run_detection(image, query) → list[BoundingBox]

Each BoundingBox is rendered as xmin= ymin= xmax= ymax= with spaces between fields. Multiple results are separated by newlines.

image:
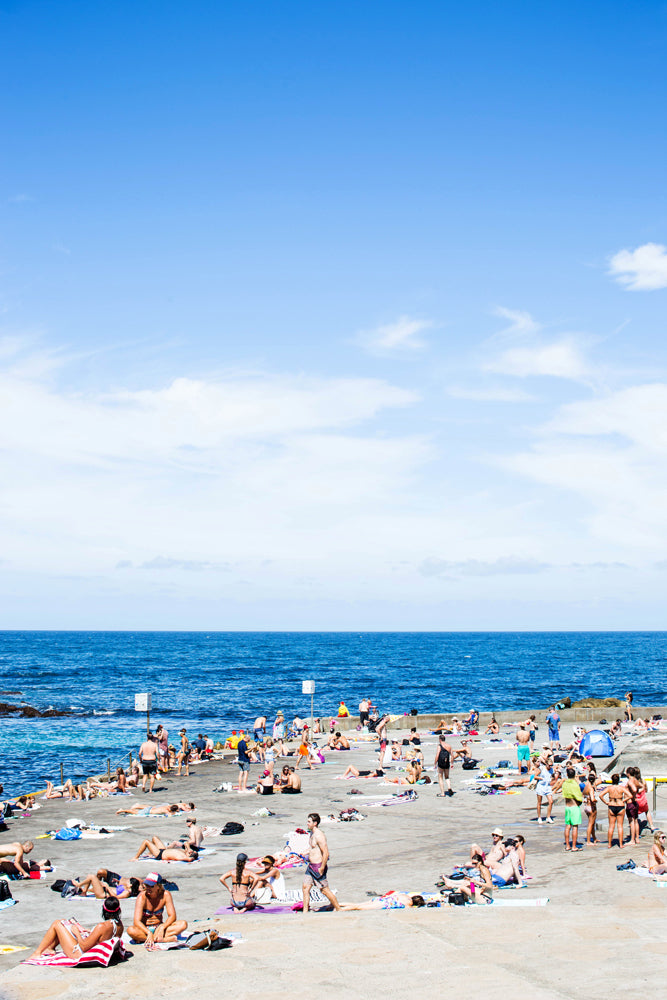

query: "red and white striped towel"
xmin=22 ymin=936 xmax=129 ymax=967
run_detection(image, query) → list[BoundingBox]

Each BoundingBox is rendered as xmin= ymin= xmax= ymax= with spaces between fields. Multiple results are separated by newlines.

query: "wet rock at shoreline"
xmin=0 ymin=701 xmax=69 ymax=718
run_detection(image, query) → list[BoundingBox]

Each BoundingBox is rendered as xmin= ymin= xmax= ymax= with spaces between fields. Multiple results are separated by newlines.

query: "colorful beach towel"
xmin=22 ymin=937 xmax=130 ymax=967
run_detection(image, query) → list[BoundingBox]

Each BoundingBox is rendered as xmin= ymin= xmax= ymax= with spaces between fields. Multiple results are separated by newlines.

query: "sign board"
xmin=302 ymin=680 xmax=315 ymax=695
xmin=134 ymin=693 xmax=152 ymax=712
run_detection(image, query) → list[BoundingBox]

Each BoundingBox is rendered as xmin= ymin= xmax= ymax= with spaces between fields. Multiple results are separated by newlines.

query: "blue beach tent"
xmin=578 ymin=729 xmax=614 ymax=757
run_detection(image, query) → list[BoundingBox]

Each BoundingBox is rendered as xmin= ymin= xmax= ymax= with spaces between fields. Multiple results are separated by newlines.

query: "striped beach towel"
xmin=22 ymin=936 xmax=129 ymax=967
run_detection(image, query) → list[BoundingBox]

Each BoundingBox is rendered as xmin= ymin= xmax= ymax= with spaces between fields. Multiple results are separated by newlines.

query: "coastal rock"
xmin=0 ymin=701 xmax=69 ymax=718
xmin=572 ymin=697 xmax=623 ymax=708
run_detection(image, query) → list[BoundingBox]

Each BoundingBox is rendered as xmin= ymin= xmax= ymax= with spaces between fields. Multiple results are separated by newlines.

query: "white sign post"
xmin=134 ymin=692 xmax=152 ymax=739
xmin=302 ymin=680 xmax=315 ymax=732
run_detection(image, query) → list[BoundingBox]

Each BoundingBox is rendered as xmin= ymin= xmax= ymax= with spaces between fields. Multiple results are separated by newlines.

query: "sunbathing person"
xmin=128 ymin=873 xmax=187 ymax=947
xmin=71 ymin=873 xmax=141 ymax=899
xmin=165 ymin=816 xmax=203 ymax=850
xmin=340 ymin=892 xmax=426 ymax=910
xmin=116 ymin=801 xmax=194 ymax=816
xmin=341 ymin=764 xmax=385 ymax=779
xmin=384 ymin=760 xmax=424 ymax=785
xmin=487 ymin=846 xmax=523 ymax=886
xmin=280 ymin=767 xmax=302 ymax=793
xmin=27 ymin=896 xmax=124 ymax=960
xmin=442 ymin=855 xmax=493 ymax=904
xmin=451 ymin=740 xmax=473 ymax=762
xmin=470 ymin=829 xmax=506 ymax=865
xmin=485 ymin=717 xmax=500 ymax=735
xmin=45 ymin=779 xmax=83 ymax=801
xmin=219 ymin=852 xmax=257 ymax=912
xmin=249 ymin=855 xmax=285 ymax=900
xmin=647 ymin=830 xmax=667 ymax=874
xmin=130 ymin=835 xmax=199 ymax=862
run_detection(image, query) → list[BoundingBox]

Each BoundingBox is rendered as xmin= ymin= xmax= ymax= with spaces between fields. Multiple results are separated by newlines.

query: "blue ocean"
xmin=1 ymin=631 xmax=666 ymax=796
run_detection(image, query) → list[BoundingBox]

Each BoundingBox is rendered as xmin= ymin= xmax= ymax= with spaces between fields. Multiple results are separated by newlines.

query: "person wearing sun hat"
xmin=469 ymin=828 xmax=507 ymax=865
xmin=272 ymin=711 xmax=285 ymax=741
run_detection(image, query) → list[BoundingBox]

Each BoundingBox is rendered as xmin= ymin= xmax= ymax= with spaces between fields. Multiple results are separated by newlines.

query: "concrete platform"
xmin=1 ymin=721 xmax=665 ymax=1000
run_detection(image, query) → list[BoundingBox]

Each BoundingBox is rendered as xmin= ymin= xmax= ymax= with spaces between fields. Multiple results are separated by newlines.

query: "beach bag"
xmin=51 ymin=879 xmax=67 ymax=893
xmin=222 ymin=821 xmax=244 ymax=835
xmin=462 ymin=758 xmax=478 ymax=770
xmin=0 ymin=880 xmax=12 ymax=902
xmin=186 ymin=929 xmax=232 ymax=951
xmin=60 ymin=879 xmax=78 ymax=898
xmin=447 ymin=891 xmax=467 ymax=906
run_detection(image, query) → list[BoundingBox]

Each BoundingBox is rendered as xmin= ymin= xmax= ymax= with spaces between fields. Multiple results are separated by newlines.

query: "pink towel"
xmin=22 ymin=936 xmax=129 ymax=967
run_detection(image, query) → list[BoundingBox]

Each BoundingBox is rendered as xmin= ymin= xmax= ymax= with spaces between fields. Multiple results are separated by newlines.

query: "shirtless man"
xmin=280 ymin=767 xmax=302 ymax=793
xmin=139 ymin=733 xmax=159 ymax=793
xmin=130 ymin=835 xmax=199 ymax=863
xmin=254 ymin=716 xmax=267 ymax=740
xmin=435 ymin=734 xmax=454 ymax=797
xmin=166 ymin=816 xmax=203 ymax=850
xmin=488 ymin=845 xmax=523 ymax=887
xmin=0 ymin=840 xmax=34 ymax=877
xmin=302 ymin=812 xmax=340 ymax=912
xmin=470 ymin=828 xmax=506 ymax=865
xmin=516 ymin=724 xmax=531 ymax=774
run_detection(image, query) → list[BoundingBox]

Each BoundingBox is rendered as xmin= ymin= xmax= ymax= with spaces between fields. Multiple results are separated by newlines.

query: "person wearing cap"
xmin=255 ymin=770 xmax=275 ymax=794
xmin=166 ymin=816 xmax=203 ymax=850
xmin=337 ymin=701 xmax=350 ymax=718
xmin=470 ymin=829 xmax=506 ymax=865
xmin=128 ymin=874 xmax=187 ymax=947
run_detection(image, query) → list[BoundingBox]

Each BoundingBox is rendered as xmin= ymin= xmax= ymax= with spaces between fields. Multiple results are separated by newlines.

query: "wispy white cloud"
xmin=608 ymin=242 xmax=667 ymax=291
xmin=492 ymin=306 xmax=541 ymax=336
xmin=485 ymin=336 xmax=589 ymax=380
xmin=419 ymin=556 xmax=550 ymax=578
xmin=446 ymin=385 xmax=535 ymax=402
xmin=355 ymin=315 xmax=432 ymax=356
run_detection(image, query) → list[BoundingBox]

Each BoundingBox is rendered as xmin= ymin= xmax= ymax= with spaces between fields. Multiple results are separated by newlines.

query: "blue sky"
xmin=2 ymin=1 xmax=667 ymax=628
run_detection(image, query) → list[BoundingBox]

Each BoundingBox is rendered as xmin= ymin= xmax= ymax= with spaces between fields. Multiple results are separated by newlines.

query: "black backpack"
xmin=0 ymin=880 xmax=13 ymax=902
xmin=462 ymin=758 xmax=478 ymax=770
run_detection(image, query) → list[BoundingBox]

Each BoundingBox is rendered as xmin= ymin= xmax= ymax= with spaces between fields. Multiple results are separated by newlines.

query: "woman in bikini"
xmin=249 ymin=855 xmax=285 ymax=901
xmin=176 ymin=729 xmax=191 ymax=777
xmin=128 ymin=875 xmax=187 ymax=947
xmin=583 ymin=764 xmax=600 ymax=846
xmin=71 ymin=872 xmax=140 ymax=899
xmin=599 ymin=773 xmax=631 ymax=849
xmin=647 ymin=830 xmax=667 ymax=874
xmin=219 ymin=852 xmax=257 ymax=912
xmin=340 ymin=892 xmax=426 ymax=910
xmin=28 ymin=896 xmax=123 ymax=960
xmin=442 ymin=855 xmax=493 ymax=904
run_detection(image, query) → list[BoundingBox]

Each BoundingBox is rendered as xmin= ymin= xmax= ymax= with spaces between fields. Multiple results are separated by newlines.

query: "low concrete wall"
xmin=321 ymin=705 xmax=667 ymax=733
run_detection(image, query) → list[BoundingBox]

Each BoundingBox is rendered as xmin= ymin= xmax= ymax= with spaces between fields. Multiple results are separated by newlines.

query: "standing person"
xmin=138 ymin=733 xmax=158 ymax=794
xmin=434 ymin=734 xmax=454 ymax=797
xmin=545 ymin=706 xmax=561 ymax=749
xmin=237 ymin=730 xmax=251 ymax=792
xmin=176 ymin=729 xmax=191 ymax=777
xmin=516 ymin=724 xmax=531 ymax=774
xmin=526 ymin=715 xmax=537 ymax=749
xmin=535 ymin=749 xmax=555 ymax=824
xmin=155 ymin=725 xmax=169 ymax=773
xmin=561 ymin=766 xmax=584 ymax=851
xmin=583 ymin=765 xmax=600 ymax=846
xmin=272 ymin=712 xmax=285 ymax=741
xmin=624 ymin=691 xmax=634 ymax=722
xmin=254 ymin=716 xmax=267 ymax=741
xmin=599 ymin=773 xmax=631 ymax=849
xmin=359 ymin=697 xmax=369 ymax=726
xmin=302 ymin=813 xmax=340 ymax=913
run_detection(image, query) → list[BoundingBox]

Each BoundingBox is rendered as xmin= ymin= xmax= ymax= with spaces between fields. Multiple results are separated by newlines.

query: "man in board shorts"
xmin=139 ymin=734 xmax=158 ymax=794
xmin=516 ymin=724 xmax=531 ymax=774
xmin=435 ymin=734 xmax=454 ymax=797
xmin=302 ymin=812 xmax=340 ymax=913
